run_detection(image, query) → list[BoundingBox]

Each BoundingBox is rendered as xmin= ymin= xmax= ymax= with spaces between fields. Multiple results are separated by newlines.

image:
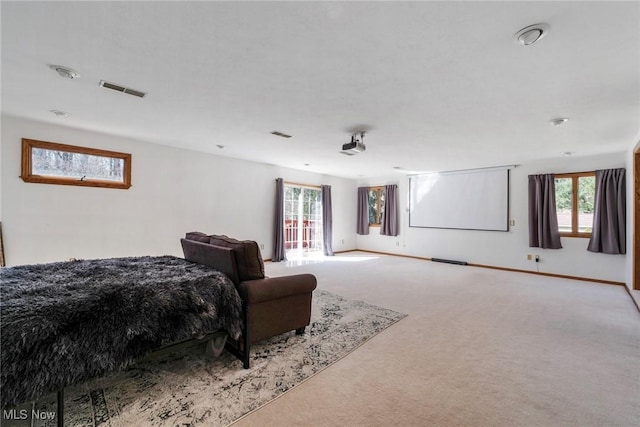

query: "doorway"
xmin=284 ymin=184 xmax=323 ymax=258
xmin=634 ymin=146 xmax=639 ymax=290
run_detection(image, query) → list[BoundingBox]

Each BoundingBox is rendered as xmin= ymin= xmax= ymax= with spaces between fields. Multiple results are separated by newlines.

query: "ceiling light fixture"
xmin=550 ymin=117 xmax=569 ymax=127
xmin=49 ymin=65 xmax=80 ymax=79
xmin=514 ymin=23 xmax=550 ymax=46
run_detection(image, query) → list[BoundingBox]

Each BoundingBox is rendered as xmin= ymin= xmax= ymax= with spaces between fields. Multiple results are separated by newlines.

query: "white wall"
xmin=357 ymin=152 xmax=627 ymax=283
xmin=0 ymin=115 xmax=357 ymax=265
xmin=1 ymin=114 xmax=631 ymax=284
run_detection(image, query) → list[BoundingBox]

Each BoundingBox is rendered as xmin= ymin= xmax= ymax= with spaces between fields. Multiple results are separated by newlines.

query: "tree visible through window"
xmin=21 ymin=139 xmax=132 ymax=189
xmin=555 ymin=172 xmax=595 ymax=237
xmin=368 ymin=186 xmax=385 ymax=226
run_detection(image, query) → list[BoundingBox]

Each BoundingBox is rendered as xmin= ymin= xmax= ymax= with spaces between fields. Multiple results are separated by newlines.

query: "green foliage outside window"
xmin=554 ymin=173 xmax=595 ymax=236
xmin=555 ymin=176 xmax=595 ymax=213
xmin=368 ymin=187 xmax=385 ymax=225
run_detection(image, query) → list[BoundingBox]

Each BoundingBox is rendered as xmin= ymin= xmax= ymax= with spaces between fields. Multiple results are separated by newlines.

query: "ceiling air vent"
xmin=99 ymin=80 xmax=147 ymax=98
xmin=270 ymin=131 xmax=292 ymax=138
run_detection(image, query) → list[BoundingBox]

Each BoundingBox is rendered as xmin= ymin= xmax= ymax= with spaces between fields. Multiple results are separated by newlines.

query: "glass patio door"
xmin=284 ymin=184 xmax=323 ymax=257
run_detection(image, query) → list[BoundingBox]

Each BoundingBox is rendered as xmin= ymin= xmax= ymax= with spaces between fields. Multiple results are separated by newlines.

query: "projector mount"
xmin=341 ymin=131 xmax=366 ymax=155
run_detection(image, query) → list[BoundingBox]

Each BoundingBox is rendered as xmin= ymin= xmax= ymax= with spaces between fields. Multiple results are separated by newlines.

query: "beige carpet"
xmin=234 ymin=252 xmax=639 ymax=427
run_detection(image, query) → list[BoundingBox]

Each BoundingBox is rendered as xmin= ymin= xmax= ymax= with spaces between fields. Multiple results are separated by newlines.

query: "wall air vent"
xmin=270 ymin=131 xmax=293 ymax=138
xmin=99 ymin=81 xmax=147 ymax=98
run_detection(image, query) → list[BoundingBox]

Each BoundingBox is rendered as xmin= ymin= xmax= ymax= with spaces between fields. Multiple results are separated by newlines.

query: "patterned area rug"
xmin=16 ymin=290 xmax=406 ymax=427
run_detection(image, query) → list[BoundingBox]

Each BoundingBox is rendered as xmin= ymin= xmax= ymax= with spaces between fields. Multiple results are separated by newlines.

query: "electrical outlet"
xmin=510 ymin=219 xmax=515 ymax=226
xmin=260 ymin=243 xmax=264 ymax=250
xmin=527 ymin=254 xmax=532 ymax=260
xmin=341 ymin=239 xmax=345 ymax=244
xmin=396 ymin=241 xmax=400 ymax=246
xmin=535 ymin=255 xmax=540 ymax=262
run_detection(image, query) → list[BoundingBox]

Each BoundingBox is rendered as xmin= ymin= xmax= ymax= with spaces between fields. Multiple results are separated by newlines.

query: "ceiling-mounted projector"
xmin=341 ymin=132 xmax=366 ymax=155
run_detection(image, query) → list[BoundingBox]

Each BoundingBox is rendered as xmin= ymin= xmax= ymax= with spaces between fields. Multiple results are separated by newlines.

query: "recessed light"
xmin=393 ymin=166 xmax=404 ymax=170
xmin=50 ymin=110 xmax=70 ymax=118
xmin=304 ymin=163 xmax=310 ymax=167
xmin=216 ymin=144 xmax=225 ymax=149
xmin=514 ymin=23 xmax=550 ymax=46
xmin=550 ymin=118 xmax=569 ymax=127
xmin=562 ymin=151 xmax=572 ymax=157
xmin=49 ymin=65 xmax=80 ymax=79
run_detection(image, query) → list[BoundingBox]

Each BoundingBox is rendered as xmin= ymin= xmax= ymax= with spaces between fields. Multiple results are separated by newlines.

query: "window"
xmin=368 ymin=186 xmax=385 ymax=226
xmin=21 ymin=138 xmax=132 ymax=189
xmin=554 ymin=172 xmax=595 ymax=237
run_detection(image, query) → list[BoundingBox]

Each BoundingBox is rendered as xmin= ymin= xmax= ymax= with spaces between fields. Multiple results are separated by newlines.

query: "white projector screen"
xmin=409 ymin=168 xmax=509 ymax=231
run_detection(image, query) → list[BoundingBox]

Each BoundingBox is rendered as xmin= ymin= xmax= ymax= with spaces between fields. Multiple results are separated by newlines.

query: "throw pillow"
xmin=209 ymin=235 xmax=265 ymax=281
xmin=185 ymin=232 xmax=211 ymax=243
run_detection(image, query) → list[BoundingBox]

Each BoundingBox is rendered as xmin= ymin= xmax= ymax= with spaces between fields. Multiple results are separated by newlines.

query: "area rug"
xmin=21 ymin=290 xmax=406 ymax=427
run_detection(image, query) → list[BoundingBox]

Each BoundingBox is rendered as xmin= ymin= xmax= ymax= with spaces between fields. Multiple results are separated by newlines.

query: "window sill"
xmin=559 ymin=233 xmax=591 ymax=239
xmin=21 ymin=175 xmax=131 ymax=189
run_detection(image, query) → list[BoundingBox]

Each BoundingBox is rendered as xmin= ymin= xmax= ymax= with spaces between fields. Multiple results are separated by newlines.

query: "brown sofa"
xmin=181 ymin=232 xmax=317 ymax=368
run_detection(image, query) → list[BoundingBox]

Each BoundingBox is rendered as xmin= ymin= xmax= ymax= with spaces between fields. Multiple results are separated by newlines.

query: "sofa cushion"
xmin=209 ymin=235 xmax=265 ymax=281
xmin=184 ymin=231 xmax=211 ymax=243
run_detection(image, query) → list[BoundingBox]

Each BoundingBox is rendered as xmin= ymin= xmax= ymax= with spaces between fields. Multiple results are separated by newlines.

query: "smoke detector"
xmin=49 ymin=65 xmax=80 ymax=79
xmin=514 ymin=23 xmax=550 ymax=46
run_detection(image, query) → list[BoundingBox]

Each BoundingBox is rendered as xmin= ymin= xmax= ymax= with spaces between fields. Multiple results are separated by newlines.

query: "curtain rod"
xmin=284 ymin=180 xmax=322 ymax=189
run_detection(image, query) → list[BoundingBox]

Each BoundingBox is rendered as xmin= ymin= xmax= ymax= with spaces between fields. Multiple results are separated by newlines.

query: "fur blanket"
xmin=0 ymin=256 xmax=243 ymax=406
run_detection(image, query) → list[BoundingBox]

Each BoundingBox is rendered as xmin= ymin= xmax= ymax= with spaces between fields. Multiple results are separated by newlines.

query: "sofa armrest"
xmin=238 ymin=274 xmax=317 ymax=304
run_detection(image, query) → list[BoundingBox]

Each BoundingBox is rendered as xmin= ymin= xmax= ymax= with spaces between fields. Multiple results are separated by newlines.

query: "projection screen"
xmin=409 ymin=167 xmax=510 ymax=231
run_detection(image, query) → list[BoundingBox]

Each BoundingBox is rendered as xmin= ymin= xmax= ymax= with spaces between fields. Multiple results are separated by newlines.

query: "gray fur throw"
xmin=0 ymin=256 xmax=243 ymax=406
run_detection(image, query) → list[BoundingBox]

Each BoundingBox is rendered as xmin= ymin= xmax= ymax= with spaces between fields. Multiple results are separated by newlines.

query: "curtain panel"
xmin=357 ymin=187 xmax=370 ymax=235
xmin=321 ymin=185 xmax=334 ymax=256
xmin=528 ymin=174 xmax=562 ymax=249
xmin=587 ymin=168 xmax=626 ymax=254
xmin=273 ymin=178 xmax=286 ymax=261
xmin=380 ymin=184 xmax=399 ymax=236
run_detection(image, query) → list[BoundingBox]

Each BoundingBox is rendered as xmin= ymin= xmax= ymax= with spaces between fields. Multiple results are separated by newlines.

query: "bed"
xmin=0 ymin=255 xmax=243 ymax=413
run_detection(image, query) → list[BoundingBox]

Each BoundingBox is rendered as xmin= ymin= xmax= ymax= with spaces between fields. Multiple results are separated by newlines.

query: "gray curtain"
xmin=273 ymin=178 xmax=286 ymax=261
xmin=321 ymin=185 xmax=334 ymax=256
xmin=587 ymin=168 xmax=626 ymax=254
xmin=357 ymin=187 xmax=370 ymax=235
xmin=380 ymin=184 xmax=399 ymax=236
xmin=528 ymin=174 xmax=562 ymax=249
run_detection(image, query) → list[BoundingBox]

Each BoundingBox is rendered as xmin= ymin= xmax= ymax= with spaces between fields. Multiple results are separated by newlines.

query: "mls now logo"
xmin=2 ymin=408 xmax=56 ymax=425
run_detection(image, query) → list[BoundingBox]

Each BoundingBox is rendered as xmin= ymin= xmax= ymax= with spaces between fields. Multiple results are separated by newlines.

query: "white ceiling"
xmin=2 ymin=1 xmax=639 ymax=179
